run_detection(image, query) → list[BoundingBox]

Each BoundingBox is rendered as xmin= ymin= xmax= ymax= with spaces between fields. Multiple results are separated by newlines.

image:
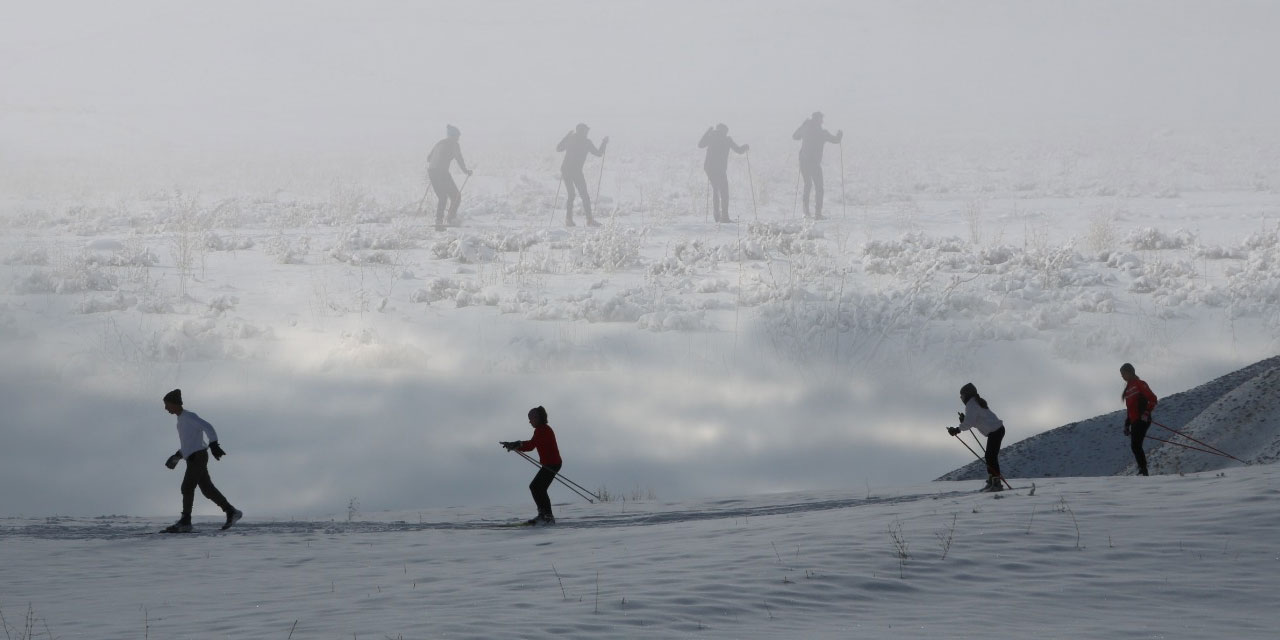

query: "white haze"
xmin=2 ymin=1 xmax=1279 ymax=517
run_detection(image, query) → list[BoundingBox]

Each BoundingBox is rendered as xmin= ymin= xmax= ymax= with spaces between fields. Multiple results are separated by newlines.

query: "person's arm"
xmin=455 ymin=144 xmax=470 ymax=174
xmin=827 ymin=129 xmax=843 ymax=143
xmin=556 ymin=131 xmax=572 ymax=152
xmin=1140 ymin=381 xmax=1157 ymax=419
xmin=698 ymin=128 xmax=713 ymax=148
xmin=730 ymin=137 xmax=748 ymax=153
xmin=591 ymin=136 xmax=608 ymax=156
xmin=794 ymin=122 xmax=807 ymax=140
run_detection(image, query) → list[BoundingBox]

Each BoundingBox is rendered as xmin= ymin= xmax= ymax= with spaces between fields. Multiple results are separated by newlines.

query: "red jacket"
xmin=1123 ymin=378 xmax=1158 ymax=423
xmin=517 ymin=424 xmax=561 ymax=466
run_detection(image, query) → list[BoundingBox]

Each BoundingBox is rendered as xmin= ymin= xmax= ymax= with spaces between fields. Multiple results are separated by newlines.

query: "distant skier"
xmin=1120 ymin=363 xmax=1159 ymax=476
xmin=161 ymin=389 xmax=242 ymax=532
xmin=698 ymin=124 xmax=749 ymax=223
xmin=427 ymin=124 xmax=473 ymax=228
xmin=792 ymin=111 xmax=842 ymax=220
xmin=948 ymin=382 xmax=1007 ymax=491
xmin=500 ymin=406 xmax=563 ymax=525
xmin=557 ymin=124 xmax=609 ymax=227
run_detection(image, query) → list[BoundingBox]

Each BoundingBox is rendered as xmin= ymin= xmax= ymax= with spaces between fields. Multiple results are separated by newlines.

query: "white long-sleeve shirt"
xmin=175 ymin=410 xmax=219 ymax=458
xmin=959 ymin=397 xmax=1004 ymax=436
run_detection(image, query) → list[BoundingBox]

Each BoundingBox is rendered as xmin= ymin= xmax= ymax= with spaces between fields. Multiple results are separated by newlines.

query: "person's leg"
xmin=529 ymin=464 xmax=560 ymax=518
xmin=180 ymin=453 xmax=202 ymax=520
xmin=564 ymin=174 xmax=578 ymax=223
xmin=985 ymin=427 xmax=1005 ymax=487
xmin=196 ymin=468 xmax=234 ymax=514
xmin=430 ymin=170 xmax=450 ymax=225
xmin=813 ymin=166 xmax=825 ymax=218
xmin=712 ymin=172 xmax=730 ymax=221
xmin=800 ymin=165 xmax=813 ymax=216
xmin=1130 ymin=420 xmax=1150 ymax=475
xmin=573 ymin=173 xmax=593 ymax=220
xmin=443 ymin=173 xmax=461 ymax=222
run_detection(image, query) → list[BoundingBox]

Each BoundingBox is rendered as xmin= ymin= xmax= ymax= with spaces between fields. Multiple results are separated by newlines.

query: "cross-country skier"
xmin=500 ymin=406 xmax=563 ymax=525
xmin=698 ymin=124 xmax=749 ymax=223
xmin=427 ymin=124 xmax=472 ymax=228
xmin=1120 ymin=362 xmax=1158 ymax=476
xmin=556 ymin=124 xmax=608 ymax=227
xmin=948 ymin=382 xmax=1007 ymax=491
xmin=161 ymin=389 xmax=242 ymax=532
xmin=792 ymin=111 xmax=842 ymax=220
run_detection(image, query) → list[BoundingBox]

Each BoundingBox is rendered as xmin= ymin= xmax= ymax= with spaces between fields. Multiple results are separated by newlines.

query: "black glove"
xmin=209 ymin=441 xmax=226 ymax=460
xmin=957 ymin=412 xmax=966 ymax=424
xmin=947 ymin=427 xmax=961 ymax=437
xmin=165 ymin=451 xmax=182 ymax=469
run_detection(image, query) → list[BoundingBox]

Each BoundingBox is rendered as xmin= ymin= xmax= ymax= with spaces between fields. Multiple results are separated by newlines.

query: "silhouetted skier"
xmin=1120 ymin=362 xmax=1158 ymax=476
xmin=427 ymin=125 xmax=472 ymax=228
xmin=557 ymin=123 xmax=608 ymax=227
xmin=792 ymin=112 xmax=842 ymax=219
xmin=160 ymin=389 xmax=242 ymax=532
xmin=501 ymin=406 xmax=562 ymax=525
xmin=698 ymin=124 xmax=749 ymax=223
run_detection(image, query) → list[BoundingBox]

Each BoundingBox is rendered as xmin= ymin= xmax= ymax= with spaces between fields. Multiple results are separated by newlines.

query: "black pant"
xmin=181 ymin=449 xmax=233 ymax=517
xmin=800 ymin=162 xmax=824 ymax=216
xmin=985 ymin=427 xmax=1005 ymax=478
xmin=1130 ymin=420 xmax=1151 ymax=474
xmin=563 ymin=170 xmax=592 ymax=219
xmin=706 ymin=169 xmax=730 ymax=221
xmin=529 ymin=464 xmax=561 ymax=517
xmin=429 ymin=168 xmax=460 ymax=222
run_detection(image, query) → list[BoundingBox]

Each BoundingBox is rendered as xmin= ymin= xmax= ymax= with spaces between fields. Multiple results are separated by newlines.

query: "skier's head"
xmin=959 ymin=383 xmax=978 ymax=404
xmin=446 ymin=124 xmax=461 ymax=138
xmin=576 ymin=123 xmax=589 ymax=134
xmin=163 ymin=388 xmax=183 ymax=414
xmin=528 ymin=405 xmax=548 ymax=427
xmin=1120 ymin=362 xmax=1137 ymax=381
xmin=811 ymin=111 xmax=824 ymax=123
xmin=715 ymin=123 xmax=728 ymax=134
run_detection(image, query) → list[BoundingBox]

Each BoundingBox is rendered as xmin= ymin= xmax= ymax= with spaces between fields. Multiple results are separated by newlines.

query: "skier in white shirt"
xmin=161 ymin=389 xmax=242 ymax=532
xmin=948 ymin=382 xmax=1008 ymax=491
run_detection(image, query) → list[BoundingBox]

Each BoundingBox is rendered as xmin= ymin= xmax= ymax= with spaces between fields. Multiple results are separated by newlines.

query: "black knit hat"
xmin=163 ymin=389 xmax=183 ymax=405
xmin=959 ymin=383 xmax=978 ymax=403
xmin=528 ymin=406 xmax=548 ymax=424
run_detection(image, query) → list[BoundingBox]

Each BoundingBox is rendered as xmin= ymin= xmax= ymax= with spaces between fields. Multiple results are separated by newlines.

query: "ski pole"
xmin=594 ymin=148 xmax=607 ymax=208
xmin=1144 ymin=434 xmax=1229 ymax=459
xmin=416 ymin=185 xmax=432 ymax=217
xmin=745 ymin=150 xmax=759 ymax=222
xmin=459 ymin=164 xmax=476 ymax=196
xmin=514 ymin=450 xmax=602 ymax=503
xmin=949 ymin=428 xmax=1011 ymax=489
xmin=839 ymin=140 xmax=847 ymax=219
xmin=549 ymin=175 xmax=563 ymax=227
xmin=1151 ymin=420 xmax=1247 ymax=464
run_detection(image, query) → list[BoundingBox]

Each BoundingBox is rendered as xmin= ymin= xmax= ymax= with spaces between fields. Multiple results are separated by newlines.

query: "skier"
xmin=948 ymin=382 xmax=1007 ymax=491
xmin=791 ymin=111 xmax=842 ymax=220
xmin=556 ymin=123 xmax=609 ymax=227
xmin=161 ymin=389 xmax=242 ymax=532
xmin=698 ymin=124 xmax=749 ymax=223
xmin=427 ymin=124 xmax=473 ymax=228
xmin=1120 ymin=362 xmax=1158 ymax=476
xmin=500 ymin=406 xmax=562 ymax=525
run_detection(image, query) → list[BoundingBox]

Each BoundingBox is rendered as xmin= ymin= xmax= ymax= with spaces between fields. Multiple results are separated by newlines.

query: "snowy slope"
xmin=938 ymin=354 xmax=1280 ymax=480
xmin=3 ymin=467 xmax=1279 ymax=639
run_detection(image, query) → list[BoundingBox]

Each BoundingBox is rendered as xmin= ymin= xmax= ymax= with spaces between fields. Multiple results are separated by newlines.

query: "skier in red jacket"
xmin=501 ymin=406 xmax=563 ymax=525
xmin=1120 ymin=362 xmax=1158 ymax=476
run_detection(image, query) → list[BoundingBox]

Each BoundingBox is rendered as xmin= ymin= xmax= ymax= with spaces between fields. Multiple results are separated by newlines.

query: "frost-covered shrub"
xmin=207 ymin=295 xmax=239 ymax=314
xmin=76 ymin=291 xmax=136 ymax=313
xmin=1126 ymin=227 xmax=1196 ymax=251
xmin=637 ymin=309 xmax=712 ymax=332
xmin=14 ymin=266 xmax=118 ymax=294
xmin=567 ymin=227 xmax=644 ymax=270
xmin=265 ymin=235 xmax=309 ymax=264
xmin=203 ymin=232 xmax=255 ymax=251
xmin=4 ymin=247 xmax=49 ymax=266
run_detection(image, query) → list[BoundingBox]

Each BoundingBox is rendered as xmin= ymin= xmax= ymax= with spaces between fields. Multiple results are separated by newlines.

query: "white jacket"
xmin=175 ymin=410 xmax=219 ymax=458
xmin=959 ymin=397 xmax=1004 ymax=436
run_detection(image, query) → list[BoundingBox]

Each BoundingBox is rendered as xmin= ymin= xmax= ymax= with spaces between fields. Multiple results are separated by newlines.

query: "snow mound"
xmin=1146 ymin=365 xmax=1280 ymax=472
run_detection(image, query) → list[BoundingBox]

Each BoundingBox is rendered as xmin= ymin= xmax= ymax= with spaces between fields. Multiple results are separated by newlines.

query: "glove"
xmin=165 ymin=451 xmax=182 ymax=469
xmin=947 ymin=427 xmax=961 ymax=437
xmin=465 ymin=169 xmax=474 ymax=176
xmin=209 ymin=441 xmax=226 ymax=460
xmin=957 ymin=412 xmax=966 ymax=424
xmin=500 ymin=441 xmax=518 ymax=451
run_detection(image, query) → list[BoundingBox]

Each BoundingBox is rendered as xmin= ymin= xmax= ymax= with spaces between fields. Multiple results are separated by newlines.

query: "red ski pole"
xmin=1151 ymin=421 xmax=1247 ymax=465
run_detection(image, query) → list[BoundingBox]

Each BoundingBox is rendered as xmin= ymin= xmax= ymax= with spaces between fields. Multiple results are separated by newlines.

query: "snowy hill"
xmin=939 ymin=354 xmax=1280 ymax=480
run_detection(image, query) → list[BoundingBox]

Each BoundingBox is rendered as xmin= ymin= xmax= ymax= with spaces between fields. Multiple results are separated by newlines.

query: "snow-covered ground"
xmin=4 ymin=464 xmax=1278 ymax=639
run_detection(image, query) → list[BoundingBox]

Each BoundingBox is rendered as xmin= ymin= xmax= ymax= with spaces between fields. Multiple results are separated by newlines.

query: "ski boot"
xmin=222 ymin=509 xmax=243 ymax=530
xmin=163 ymin=516 xmax=193 ymax=533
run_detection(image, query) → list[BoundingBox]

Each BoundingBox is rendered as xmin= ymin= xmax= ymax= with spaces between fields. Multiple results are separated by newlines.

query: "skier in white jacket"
xmin=161 ymin=389 xmax=242 ymax=532
xmin=948 ymin=382 xmax=1007 ymax=491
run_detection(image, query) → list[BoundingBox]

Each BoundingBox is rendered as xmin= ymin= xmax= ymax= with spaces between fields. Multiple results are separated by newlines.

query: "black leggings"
xmin=181 ymin=449 xmax=233 ymax=517
xmin=985 ymin=427 xmax=1005 ymax=478
xmin=429 ymin=168 xmax=460 ymax=220
xmin=1130 ymin=420 xmax=1151 ymax=473
xmin=529 ymin=464 xmax=562 ymax=516
xmin=563 ymin=170 xmax=592 ymax=218
xmin=800 ymin=162 xmax=824 ymax=216
xmin=706 ymin=169 xmax=729 ymax=220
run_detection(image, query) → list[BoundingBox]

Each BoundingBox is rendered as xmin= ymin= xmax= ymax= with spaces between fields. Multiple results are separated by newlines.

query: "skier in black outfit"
xmin=161 ymin=389 xmax=242 ymax=532
xmin=500 ymin=406 xmax=563 ymax=525
xmin=792 ymin=111 xmax=842 ymax=220
xmin=948 ymin=382 xmax=1008 ymax=491
xmin=698 ymin=124 xmax=749 ymax=223
xmin=557 ymin=123 xmax=608 ymax=227
xmin=427 ymin=124 xmax=472 ymax=228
